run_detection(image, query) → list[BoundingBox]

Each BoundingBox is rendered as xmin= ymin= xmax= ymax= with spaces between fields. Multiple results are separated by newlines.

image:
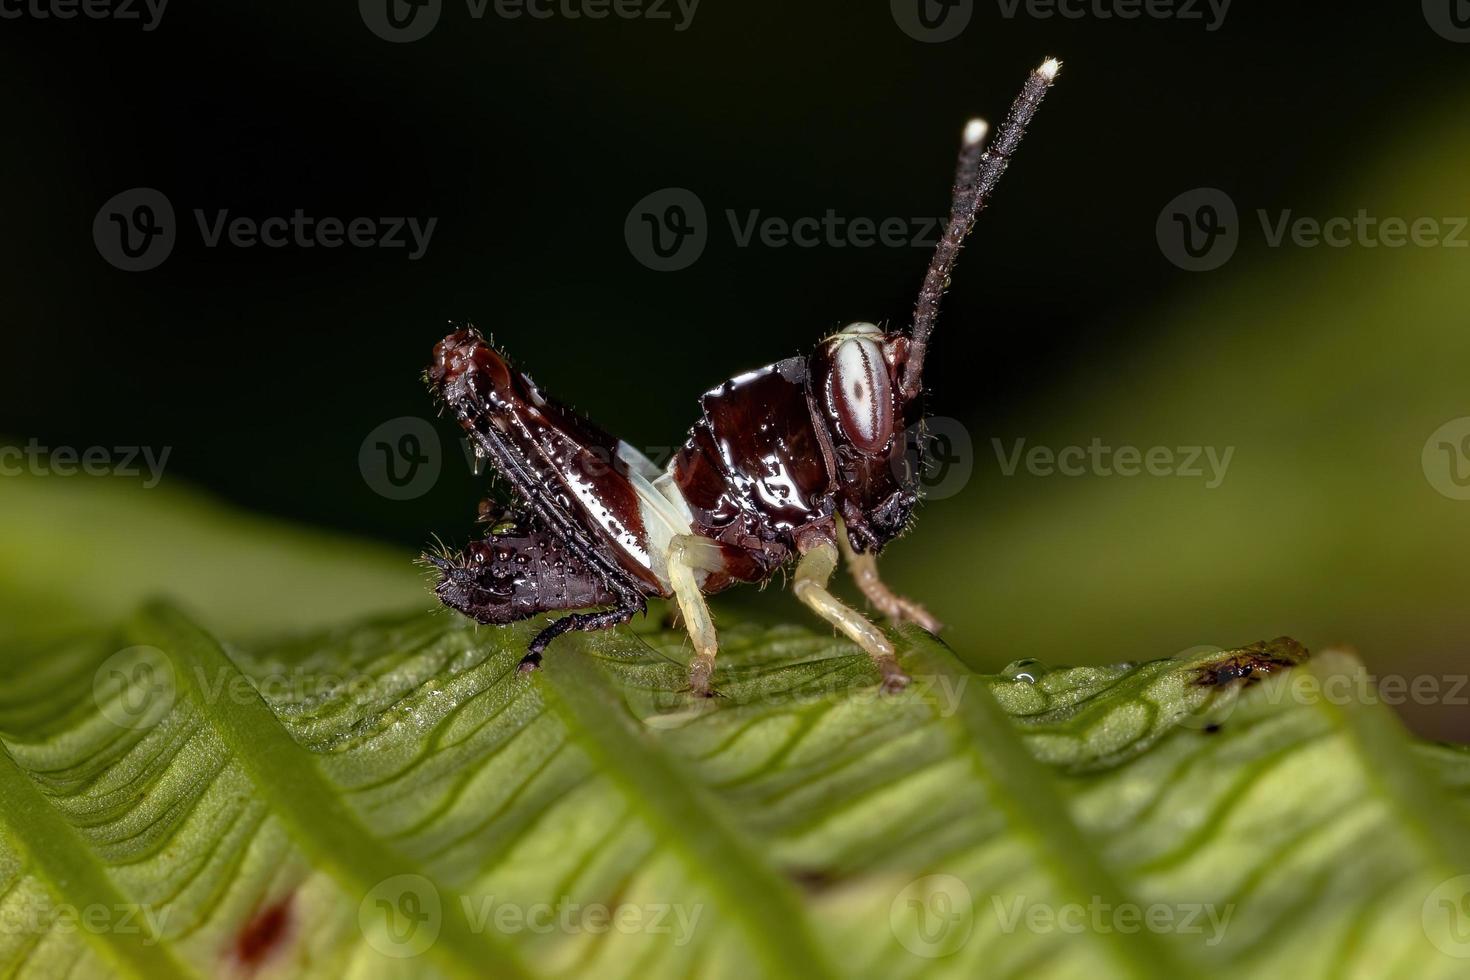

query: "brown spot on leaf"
xmin=233 ymin=894 xmax=293 ymax=973
xmin=786 ymin=867 xmax=836 ymax=893
xmin=1193 ymin=637 xmax=1308 ymax=688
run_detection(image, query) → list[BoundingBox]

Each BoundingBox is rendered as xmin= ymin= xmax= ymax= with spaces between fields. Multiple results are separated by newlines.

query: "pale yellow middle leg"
xmin=794 ymin=538 xmax=911 ymax=692
xmin=667 ymin=534 xmax=725 ymax=694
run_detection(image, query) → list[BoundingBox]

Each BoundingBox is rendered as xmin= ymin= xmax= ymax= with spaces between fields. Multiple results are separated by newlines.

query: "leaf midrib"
xmin=905 ymin=630 xmax=1193 ymax=980
xmin=540 ymin=640 xmax=839 ymax=980
xmin=0 ymin=746 xmax=197 ymax=979
xmin=1307 ymin=651 xmax=1470 ymax=873
xmin=130 ymin=602 xmax=531 ymax=980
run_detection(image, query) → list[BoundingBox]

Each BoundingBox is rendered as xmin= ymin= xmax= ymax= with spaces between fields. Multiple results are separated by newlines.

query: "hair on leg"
xmin=793 ymin=536 xmax=911 ymax=693
xmin=837 ymin=528 xmax=942 ymax=634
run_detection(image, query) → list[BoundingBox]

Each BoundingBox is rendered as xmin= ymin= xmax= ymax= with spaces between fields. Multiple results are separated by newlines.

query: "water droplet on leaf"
xmin=1001 ymin=658 xmax=1047 ymax=684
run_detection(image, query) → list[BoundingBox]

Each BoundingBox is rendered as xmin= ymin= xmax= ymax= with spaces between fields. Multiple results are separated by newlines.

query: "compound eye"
xmin=831 ymin=336 xmax=894 ymax=454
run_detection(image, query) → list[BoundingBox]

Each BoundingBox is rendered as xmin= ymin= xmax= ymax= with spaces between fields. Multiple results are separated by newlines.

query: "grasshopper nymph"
xmin=424 ymin=58 xmax=1061 ymax=694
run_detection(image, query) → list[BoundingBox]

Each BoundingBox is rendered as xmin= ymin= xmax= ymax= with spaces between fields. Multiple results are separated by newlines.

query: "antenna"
xmin=902 ymin=58 xmax=1061 ymax=398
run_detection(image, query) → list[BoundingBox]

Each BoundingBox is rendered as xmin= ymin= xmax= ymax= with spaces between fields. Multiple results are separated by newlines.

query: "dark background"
xmin=4 ymin=2 xmax=1470 ymax=734
xmin=3 ymin=1 xmax=1453 ymax=540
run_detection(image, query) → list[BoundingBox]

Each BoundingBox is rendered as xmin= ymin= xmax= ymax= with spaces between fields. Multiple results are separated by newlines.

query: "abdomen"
xmin=431 ymin=515 xmax=622 ymax=625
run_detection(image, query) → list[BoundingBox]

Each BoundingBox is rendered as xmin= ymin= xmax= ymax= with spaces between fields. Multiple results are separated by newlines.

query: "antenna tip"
xmin=1038 ymin=58 xmax=1061 ymax=81
xmin=962 ymin=117 xmax=988 ymax=146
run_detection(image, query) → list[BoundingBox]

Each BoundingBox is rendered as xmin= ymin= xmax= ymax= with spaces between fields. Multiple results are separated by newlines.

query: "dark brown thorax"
xmin=670 ymin=324 xmax=922 ymax=587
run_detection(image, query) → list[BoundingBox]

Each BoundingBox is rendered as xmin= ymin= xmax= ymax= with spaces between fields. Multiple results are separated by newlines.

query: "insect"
xmin=424 ymin=58 xmax=1060 ymax=694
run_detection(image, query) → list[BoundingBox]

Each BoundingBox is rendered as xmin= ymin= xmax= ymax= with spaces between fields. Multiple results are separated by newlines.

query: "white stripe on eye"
xmin=834 ymin=337 xmax=887 ymax=447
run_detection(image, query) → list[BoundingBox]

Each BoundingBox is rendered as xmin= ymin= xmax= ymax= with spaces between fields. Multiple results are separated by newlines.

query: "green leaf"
xmin=6 ymin=93 xmax=1470 ymax=980
xmin=3 ymin=598 xmax=1469 ymax=978
xmin=0 ymin=471 xmax=422 ymax=643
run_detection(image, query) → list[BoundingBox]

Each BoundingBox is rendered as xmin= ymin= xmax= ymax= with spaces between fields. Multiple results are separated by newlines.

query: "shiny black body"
xmin=422 ymin=59 xmax=1060 ymax=664
xmin=668 ymin=335 xmax=923 ymax=592
xmin=424 ymin=330 xmax=658 ymax=657
xmin=424 ymin=325 xmax=920 ymax=629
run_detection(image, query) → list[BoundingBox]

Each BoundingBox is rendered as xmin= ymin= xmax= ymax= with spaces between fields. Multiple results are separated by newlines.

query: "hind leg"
xmin=523 ymin=603 xmax=642 ymax=672
xmin=428 ymin=512 xmax=644 ymax=671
